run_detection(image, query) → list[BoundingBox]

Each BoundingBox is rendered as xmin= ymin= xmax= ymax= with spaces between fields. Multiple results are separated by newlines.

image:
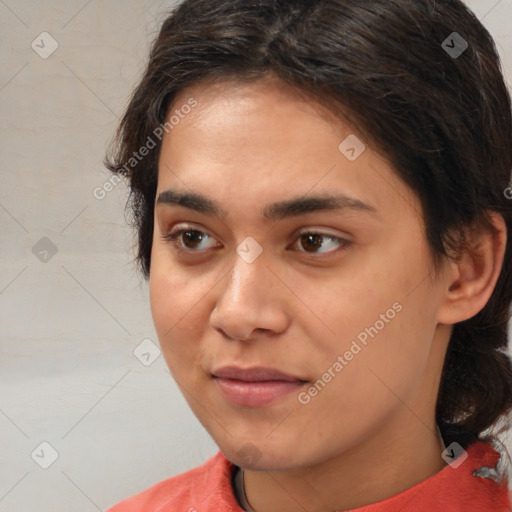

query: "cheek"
xmin=295 ymin=301 xmax=436 ymax=448
xmin=330 ymin=295 xmax=437 ymax=420
xmin=148 ymin=249 xmax=209 ymax=370
xmin=297 ymin=243 xmax=437 ymax=401
xmin=292 ymin=261 xmax=399 ymax=359
xmin=149 ymin=237 xmax=207 ymax=327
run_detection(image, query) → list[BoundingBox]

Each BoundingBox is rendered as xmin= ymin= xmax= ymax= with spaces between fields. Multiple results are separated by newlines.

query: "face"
xmin=149 ymin=76 xmax=450 ymax=471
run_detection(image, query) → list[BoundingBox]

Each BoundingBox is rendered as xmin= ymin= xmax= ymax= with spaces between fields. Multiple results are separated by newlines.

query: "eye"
xmin=161 ymin=226 xmax=220 ymax=252
xmin=291 ymin=230 xmax=352 ymax=255
xmin=161 ymin=224 xmax=352 ymax=257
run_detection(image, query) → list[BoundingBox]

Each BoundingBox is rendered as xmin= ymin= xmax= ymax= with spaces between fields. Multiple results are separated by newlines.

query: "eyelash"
xmin=160 ymin=225 xmax=352 ymax=257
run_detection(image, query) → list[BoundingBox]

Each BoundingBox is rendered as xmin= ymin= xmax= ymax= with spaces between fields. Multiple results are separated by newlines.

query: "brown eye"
xmin=293 ymin=231 xmax=352 ymax=255
xmin=180 ymin=230 xmax=206 ymax=249
xmin=161 ymin=227 xmax=220 ymax=252
xmin=299 ymin=234 xmax=324 ymax=252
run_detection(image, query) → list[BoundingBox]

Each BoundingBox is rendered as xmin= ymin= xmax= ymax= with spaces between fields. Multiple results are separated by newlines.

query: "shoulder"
xmin=434 ymin=440 xmax=511 ymax=512
xmin=105 ymin=450 xmax=242 ymax=512
xmin=412 ymin=440 xmax=512 ymax=511
xmin=356 ymin=440 xmax=512 ymax=512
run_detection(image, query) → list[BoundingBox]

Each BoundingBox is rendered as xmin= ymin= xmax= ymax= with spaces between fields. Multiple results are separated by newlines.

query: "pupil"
xmin=302 ymin=234 xmax=322 ymax=252
xmin=184 ymin=230 xmax=203 ymax=248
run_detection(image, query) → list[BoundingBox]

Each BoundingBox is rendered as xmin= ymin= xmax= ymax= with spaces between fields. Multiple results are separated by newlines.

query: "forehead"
xmin=168 ymin=74 xmax=352 ymax=143
xmin=159 ymin=77 xmax=354 ymax=180
xmin=156 ymin=76 xmax=421 ymax=226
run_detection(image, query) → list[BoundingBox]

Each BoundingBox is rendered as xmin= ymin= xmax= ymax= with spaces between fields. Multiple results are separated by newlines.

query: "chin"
xmin=218 ymin=436 xmax=312 ymax=471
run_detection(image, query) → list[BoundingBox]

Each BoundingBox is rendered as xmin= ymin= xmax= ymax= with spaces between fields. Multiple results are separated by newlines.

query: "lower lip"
xmin=213 ymin=377 xmax=306 ymax=407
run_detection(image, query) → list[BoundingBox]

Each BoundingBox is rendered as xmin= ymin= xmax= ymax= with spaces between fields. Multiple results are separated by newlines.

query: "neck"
xmin=242 ymin=415 xmax=447 ymax=512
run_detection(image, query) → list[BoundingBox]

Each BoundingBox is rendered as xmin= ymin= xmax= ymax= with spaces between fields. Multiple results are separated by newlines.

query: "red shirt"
xmin=106 ymin=441 xmax=511 ymax=511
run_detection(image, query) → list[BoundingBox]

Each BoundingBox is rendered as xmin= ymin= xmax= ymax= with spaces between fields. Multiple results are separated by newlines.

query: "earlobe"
xmin=437 ymin=212 xmax=507 ymax=325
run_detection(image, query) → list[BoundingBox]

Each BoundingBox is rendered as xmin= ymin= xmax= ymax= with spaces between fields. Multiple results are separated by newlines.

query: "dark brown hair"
xmin=105 ymin=0 xmax=512 ymax=447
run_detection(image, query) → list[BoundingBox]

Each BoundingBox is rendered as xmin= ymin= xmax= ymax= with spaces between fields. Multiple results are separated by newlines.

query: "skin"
xmin=149 ymin=75 xmax=507 ymax=511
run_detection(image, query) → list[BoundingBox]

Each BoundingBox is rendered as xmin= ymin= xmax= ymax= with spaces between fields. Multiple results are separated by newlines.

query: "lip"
xmin=212 ymin=366 xmax=305 ymax=382
xmin=212 ymin=366 xmax=308 ymax=407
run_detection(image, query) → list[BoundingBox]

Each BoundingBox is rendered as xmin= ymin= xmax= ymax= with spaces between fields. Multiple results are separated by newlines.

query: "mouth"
xmin=211 ymin=366 xmax=308 ymax=407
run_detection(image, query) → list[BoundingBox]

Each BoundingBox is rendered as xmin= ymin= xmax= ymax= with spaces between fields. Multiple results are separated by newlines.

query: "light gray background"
xmin=1 ymin=1 xmax=511 ymax=511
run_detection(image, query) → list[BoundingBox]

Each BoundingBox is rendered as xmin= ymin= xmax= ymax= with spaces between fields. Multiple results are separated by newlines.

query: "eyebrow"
xmin=155 ymin=189 xmax=378 ymax=221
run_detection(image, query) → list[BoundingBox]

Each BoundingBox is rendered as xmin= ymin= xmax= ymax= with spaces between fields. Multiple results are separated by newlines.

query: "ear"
xmin=437 ymin=212 xmax=507 ymax=325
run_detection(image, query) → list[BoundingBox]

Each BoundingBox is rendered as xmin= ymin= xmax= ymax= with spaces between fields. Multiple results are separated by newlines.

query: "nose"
xmin=209 ymin=252 xmax=290 ymax=341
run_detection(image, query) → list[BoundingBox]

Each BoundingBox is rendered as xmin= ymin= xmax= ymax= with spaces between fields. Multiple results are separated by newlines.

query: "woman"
xmin=104 ymin=0 xmax=512 ymax=510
